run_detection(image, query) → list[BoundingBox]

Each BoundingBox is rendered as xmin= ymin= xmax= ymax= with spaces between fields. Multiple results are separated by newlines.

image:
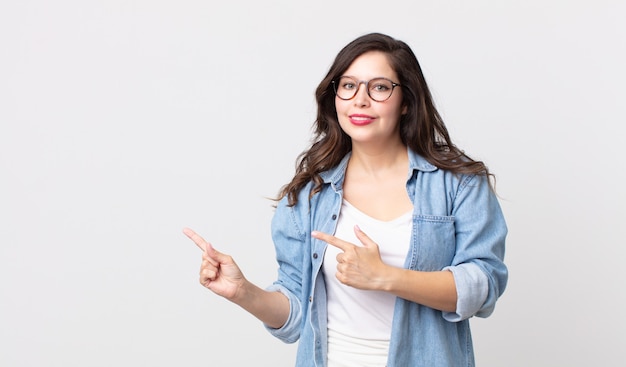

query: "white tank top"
xmin=323 ymin=199 xmax=412 ymax=366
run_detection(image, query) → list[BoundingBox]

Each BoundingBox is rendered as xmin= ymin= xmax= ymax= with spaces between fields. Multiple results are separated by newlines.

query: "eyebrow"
xmin=340 ymin=75 xmax=391 ymax=80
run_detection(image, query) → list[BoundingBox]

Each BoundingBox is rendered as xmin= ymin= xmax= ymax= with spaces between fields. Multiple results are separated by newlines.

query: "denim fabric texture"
xmin=265 ymin=149 xmax=508 ymax=367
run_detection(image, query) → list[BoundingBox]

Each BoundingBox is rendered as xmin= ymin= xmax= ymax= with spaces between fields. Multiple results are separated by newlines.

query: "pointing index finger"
xmin=183 ymin=227 xmax=207 ymax=252
xmin=311 ymin=230 xmax=352 ymax=252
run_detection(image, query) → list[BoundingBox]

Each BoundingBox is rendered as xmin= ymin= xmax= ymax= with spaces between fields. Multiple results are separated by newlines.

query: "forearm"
xmin=231 ymin=280 xmax=290 ymax=329
xmin=381 ymin=267 xmax=457 ymax=312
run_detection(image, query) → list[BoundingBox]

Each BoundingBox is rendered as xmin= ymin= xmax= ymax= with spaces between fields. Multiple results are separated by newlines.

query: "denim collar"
xmin=319 ymin=148 xmax=437 ymax=190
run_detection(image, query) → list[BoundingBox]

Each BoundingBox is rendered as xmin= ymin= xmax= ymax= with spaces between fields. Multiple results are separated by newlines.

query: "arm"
xmin=312 ymin=226 xmax=457 ymax=312
xmin=445 ymin=174 xmax=508 ymax=319
xmin=227 ymin=280 xmax=290 ymax=329
xmin=383 ymin=267 xmax=456 ymax=312
xmin=311 ymin=174 xmax=507 ymax=318
xmin=183 ymin=227 xmax=290 ymax=328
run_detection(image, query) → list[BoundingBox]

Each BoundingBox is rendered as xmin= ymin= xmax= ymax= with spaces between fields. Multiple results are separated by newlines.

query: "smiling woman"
xmin=333 ymin=51 xmax=407 ymax=154
xmin=184 ymin=32 xmax=508 ymax=367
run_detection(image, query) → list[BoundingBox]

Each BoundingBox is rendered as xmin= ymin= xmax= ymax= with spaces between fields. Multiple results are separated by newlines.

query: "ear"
xmin=401 ymin=104 xmax=408 ymax=115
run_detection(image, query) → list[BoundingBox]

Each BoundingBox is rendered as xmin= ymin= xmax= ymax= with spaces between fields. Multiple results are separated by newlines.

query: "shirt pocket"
xmin=412 ymin=215 xmax=456 ymax=271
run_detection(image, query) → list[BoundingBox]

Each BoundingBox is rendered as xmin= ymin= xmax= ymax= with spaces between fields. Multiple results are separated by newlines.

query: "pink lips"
xmin=349 ymin=114 xmax=376 ymax=126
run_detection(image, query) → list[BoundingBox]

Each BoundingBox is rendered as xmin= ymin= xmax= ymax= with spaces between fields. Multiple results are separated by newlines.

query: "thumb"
xmin=204 ymin=241 xmax=231 ymax=264
xmin=354 ymin=225 xmax=377 ymax=248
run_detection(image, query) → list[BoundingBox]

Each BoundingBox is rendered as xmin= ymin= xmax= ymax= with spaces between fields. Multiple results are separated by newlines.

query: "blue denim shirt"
xmin=265 ymin=149 xmax=508 ymax=367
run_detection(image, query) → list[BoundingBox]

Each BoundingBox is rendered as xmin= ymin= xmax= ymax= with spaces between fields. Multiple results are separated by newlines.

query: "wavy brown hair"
xmin=278 ymin=33 xmax=492 ymax=206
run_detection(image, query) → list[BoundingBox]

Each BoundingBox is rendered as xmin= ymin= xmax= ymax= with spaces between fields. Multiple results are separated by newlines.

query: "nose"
xmin=353 ymin=82 xmax=370 ymax=106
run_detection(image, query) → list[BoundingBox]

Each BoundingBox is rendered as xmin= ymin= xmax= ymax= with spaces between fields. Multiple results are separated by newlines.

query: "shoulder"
xmin=272 ymin=181 xmax=315 ymax=233
xmin=408 ymin=148 xmax=490 ymax=194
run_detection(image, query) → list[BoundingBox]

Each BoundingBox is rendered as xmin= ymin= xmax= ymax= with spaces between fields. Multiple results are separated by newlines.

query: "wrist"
xmin=377 ymin=265 xmax=400 ymax=292
xmin=228 ymin=278 xmax=251 ymax=304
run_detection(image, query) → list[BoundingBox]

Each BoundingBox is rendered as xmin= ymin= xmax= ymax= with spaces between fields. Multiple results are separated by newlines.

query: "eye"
xmin=371 ymin=80 xmax=391 ymax=92
xmin=342 ymin=81 xmax=356 ymax=90
xmin=338 ymin=77 xmax=358 ymax=90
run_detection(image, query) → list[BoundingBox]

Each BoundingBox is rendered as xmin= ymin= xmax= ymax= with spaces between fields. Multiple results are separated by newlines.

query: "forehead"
xmin=343 ymin=51 xmax=397 ymax=80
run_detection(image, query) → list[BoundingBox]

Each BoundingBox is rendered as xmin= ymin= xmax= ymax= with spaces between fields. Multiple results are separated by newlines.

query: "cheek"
xmin=334 ymin=98 xmax=348 ymax=114
xmin=334 ymin=101 xmax=353 ymax=126
xmin=381 ymin=105 xmax=404 ymax=123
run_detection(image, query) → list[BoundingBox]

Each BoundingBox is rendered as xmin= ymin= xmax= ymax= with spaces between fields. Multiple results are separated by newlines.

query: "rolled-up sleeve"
xmin=442 ymin=263 xmax=488 ymax=321
xmin=262 ymin=197 xmax=307 ymax=343
xmin=445 ymin=174 xmax=508 ymax=321
xmin=264 ymin=283 xmax=302 ymax=343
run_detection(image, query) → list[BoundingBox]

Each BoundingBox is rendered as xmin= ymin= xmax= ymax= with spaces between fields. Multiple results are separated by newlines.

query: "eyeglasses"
xmin=332 ymin=76 xmax=401 ymax=102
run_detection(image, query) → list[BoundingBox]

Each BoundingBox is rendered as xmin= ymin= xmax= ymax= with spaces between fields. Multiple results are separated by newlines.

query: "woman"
xmin=184 ymin=32 xmax=507 ymax=367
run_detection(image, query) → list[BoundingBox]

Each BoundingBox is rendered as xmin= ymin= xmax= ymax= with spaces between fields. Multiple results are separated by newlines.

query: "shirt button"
xmin=313 ymin=253 xmax=318 ymax=259
xmin=331 ymin=214 xmax=337 ymax=220
xmin=309 ymin=296 xmax=313 ymax=302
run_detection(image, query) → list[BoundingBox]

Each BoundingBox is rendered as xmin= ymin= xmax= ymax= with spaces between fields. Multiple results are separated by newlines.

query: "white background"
xmin=1 ymin=1 xmax=624 ymax=366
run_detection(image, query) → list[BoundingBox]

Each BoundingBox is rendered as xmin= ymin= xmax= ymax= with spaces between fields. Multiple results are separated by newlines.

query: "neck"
xmin=349 ymin=141 xmax=408 ymax=175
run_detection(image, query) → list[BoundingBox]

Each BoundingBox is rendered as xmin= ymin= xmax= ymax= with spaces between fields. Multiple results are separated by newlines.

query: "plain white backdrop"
xmin=1 ymin=1 xmax=624 ymax=366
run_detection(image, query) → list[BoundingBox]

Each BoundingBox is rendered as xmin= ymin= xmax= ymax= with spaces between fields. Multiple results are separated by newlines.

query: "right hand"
xmin=183 ymin=227 xmax=245 ymax=301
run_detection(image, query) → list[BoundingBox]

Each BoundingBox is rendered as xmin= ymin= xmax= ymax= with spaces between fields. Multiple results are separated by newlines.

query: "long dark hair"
xmin=278 ymin=33 xmax=492 ymax=206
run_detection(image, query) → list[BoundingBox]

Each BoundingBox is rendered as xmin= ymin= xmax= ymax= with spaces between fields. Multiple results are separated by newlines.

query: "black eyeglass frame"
xmin=331 ymin=77 xmax=401 ymax=102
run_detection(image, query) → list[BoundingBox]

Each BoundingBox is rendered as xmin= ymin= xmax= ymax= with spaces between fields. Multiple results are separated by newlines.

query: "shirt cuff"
xmin=442 ymin=263 xmax=488 ymax=322
xmin=263 ymin=283 xmax=302 ymax=343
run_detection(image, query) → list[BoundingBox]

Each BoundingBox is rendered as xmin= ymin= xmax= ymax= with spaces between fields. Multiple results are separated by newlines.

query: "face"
xmin=335 ymin=51 xmax=406 ymax=146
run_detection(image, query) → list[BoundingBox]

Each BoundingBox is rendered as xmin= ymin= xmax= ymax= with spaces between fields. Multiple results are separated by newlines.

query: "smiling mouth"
xmin=349 ymin=114 xmax=375 ymax=125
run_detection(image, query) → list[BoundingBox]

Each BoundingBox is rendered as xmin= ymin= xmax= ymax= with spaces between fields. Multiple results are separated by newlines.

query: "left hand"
xmin=312 ymin=225 xmax=389 ymax=290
